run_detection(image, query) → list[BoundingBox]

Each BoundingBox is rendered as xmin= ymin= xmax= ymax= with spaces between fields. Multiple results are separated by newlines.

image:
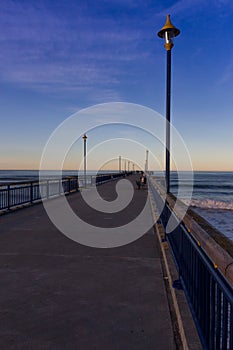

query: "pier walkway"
xmin=0 ymin=175 xmax=181 ymax=349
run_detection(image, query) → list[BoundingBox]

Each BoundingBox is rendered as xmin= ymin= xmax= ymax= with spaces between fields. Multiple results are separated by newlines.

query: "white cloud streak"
xmin=0 ymin=0 xmax=147 ymax=102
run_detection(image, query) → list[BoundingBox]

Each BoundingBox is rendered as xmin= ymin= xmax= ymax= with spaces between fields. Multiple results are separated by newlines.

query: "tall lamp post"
xmin=158 ymin=15 xmax=180 ymax=194
xmin=82 ymin=133 xmax=87 ymax=188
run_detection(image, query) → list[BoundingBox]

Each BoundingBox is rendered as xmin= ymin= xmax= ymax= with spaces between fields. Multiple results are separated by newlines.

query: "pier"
xmin=0 ymin=174 xmax=232 ymax=349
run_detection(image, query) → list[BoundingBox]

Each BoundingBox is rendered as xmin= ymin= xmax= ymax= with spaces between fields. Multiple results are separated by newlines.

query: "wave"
xmin=171 ymin=183 xmax=233 ymax=190
xmin=183 ymin=199 xmax=233 ymax=211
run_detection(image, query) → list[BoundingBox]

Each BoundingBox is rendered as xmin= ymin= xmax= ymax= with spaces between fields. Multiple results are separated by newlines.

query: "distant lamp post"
xmin=145 ymin=150 xmax=149 ymax=174
xmin=82 ymin=133 xmax=87 ymax=188
xmin=119 ymin=156 xmax=121 ymax=173
xmin=158 ymin=15 xmax=180 ymax=194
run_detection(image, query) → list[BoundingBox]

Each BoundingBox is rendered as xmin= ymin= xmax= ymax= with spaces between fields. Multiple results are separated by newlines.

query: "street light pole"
xmin=158 ymin=15 xmax=180 ymax=195
xmin=145 ymin=150 xmax=149 ymax=174
xmin=82 ymin=133 xmax=87 ymax=188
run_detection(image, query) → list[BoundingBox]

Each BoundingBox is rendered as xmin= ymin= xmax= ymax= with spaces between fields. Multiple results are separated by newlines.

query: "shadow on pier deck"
xmin=0 ymin=175 xmax=199 ymax=350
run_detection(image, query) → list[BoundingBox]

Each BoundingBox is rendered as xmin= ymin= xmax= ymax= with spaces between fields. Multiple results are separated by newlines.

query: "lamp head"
xmin=157 ymin=15 xmax=180 ymax=50
xmin=82 ymin=133 xmax=87 ymax=141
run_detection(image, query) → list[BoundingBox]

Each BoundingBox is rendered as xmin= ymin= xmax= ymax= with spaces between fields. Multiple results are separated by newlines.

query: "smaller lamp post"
xmin=82 ymin=133 xmax=87 ymax=188
xmin=145 ymin=150 xmax=149 ymax=174
xmin=157 ymin=15 xmax=180 ymax=194
xmin=119 ymin=155 xmax=121 ymax=173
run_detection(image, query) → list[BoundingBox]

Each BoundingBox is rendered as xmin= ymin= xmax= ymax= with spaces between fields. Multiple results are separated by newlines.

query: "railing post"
xmin=46 ymin=180 xmax=49 ymax=199
xmin=30 ymin=182 xmax=33 ymax=203
xmin=59 ymin=179 xmax=62 ymax=195
xmin=7 ymin=184 xmax=11 ymax=210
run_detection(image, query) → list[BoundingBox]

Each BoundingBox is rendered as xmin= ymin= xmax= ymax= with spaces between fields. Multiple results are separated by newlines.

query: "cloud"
xmin=166 ymin=0 xmax=205 ymax=15
xmin=156 ymin=0 xmax=233 ymax=19
xmin=0 ymin=1 xmax=144 ymax=86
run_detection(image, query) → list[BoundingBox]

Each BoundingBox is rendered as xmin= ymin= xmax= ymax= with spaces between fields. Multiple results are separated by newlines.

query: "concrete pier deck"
xmin=0 ymin=175 xmax=177 ymax=349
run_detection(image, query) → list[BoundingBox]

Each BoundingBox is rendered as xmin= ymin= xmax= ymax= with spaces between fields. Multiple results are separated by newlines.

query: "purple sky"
xmin=0 ymin=0 xmax=233 ymax=171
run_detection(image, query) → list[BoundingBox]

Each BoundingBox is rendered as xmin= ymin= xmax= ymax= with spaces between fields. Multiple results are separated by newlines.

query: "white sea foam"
xmin=184 ymin=199 xmax=233 ymax=211
xmin=192 ymin=207 xmax=233 ymax=240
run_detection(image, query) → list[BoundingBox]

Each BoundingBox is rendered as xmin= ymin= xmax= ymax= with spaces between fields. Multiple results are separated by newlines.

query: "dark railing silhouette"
xmin=149 ymin=179 xmax=233 ymax=350
xmin=0 ymin=177 xmax=79 ymax=211
xmin=0 ymin=172 xmax=127 ymax=211
xmin=92 ymin=172 xmax=127 ymax=185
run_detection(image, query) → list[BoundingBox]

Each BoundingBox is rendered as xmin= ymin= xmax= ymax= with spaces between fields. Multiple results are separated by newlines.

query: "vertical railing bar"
xmin=59 ymin=178 xmax=61 ymax=195
xmin=7 ymin=184 xmax=11 ymax=210
xmin=188 ymin=239 xmax=192 ymax=300
xmin=193 ymin=250 xmax=197 ymax=316
xmin=30 ymin=182 xmax=33 ymax=203
xmin=221 ymin=296 xmax=228 ymax=350
xmin=215 ymin=286 xmax=221 ymax=349
xmin=200 ymin=262 xmax=205 ymax=332
xmin=205 ymin=270 xmax=211 ymax=345
xmin=203 ymin=269 xmax=207 ymax=342
xmin=46 ymin=180 xmax=49 ymax=199
xmin=205 ymin=269 xmax=209 ymax=341
xmin=230 ymin=304 xmax=233 ymax=350
xmin=209 ymin=276 xmax=216 ymax=349
xmin=197 ymin=258 xmax=201 ymax=323
xmin=191 ymin=244 xmax=196 ymax=308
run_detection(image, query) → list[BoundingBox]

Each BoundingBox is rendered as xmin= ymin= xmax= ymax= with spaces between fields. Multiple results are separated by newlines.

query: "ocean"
xmin=0 ymin=170 xmax=233 ymax=241
xmin=153 ymin=171 xmax=233 ymax=241
xmin=0 ymin=170 xmax=116 ymax=185
xmin=0 ymin=170 xmax=98 ymax=182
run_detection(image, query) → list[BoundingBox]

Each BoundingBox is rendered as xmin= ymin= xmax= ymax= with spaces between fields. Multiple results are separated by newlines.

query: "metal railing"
xmin=149 ymin=179 xmax=233 ymax=350
xmin=77 ymin=172 xmax=128 ymax=187
xmin=0 ymin=172 xmax=127 ymax=212
xmin=92 ymin=172 xmax=127 ymax=185
xmin=0 ymin=177 xmax=79 ymax=211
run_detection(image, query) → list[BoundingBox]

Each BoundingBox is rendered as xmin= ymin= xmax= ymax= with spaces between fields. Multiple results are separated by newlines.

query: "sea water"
xmin=0 ymin=170 xmax=112 ymax=183
xmin=188 ymin=172 xmax=233 ymax=241
xmin=154 ymin=171 xmax=233 ymax=241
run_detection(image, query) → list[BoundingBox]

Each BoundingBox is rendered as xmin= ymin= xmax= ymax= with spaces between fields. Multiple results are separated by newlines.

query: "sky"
xmin=0 ymin=0 xmax=233 ymax=171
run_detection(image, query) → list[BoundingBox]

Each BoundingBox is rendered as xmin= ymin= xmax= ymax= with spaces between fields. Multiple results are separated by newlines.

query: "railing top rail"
xmin=0 ymin=176 xmax=79 ymax=187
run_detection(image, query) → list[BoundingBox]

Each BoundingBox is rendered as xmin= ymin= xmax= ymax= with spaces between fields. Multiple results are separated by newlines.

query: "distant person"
xmin=140 ymin=175 xmax=146 ymax=185
xmin=136 ymin=178 xmax=141 ymax=189
xmin=143 ymin=176 xmax=147 ymax=185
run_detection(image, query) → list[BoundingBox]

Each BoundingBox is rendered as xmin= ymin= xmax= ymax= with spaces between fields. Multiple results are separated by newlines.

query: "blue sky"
xmin=0 ymin=0 xmax=233 ymax=171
